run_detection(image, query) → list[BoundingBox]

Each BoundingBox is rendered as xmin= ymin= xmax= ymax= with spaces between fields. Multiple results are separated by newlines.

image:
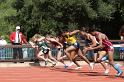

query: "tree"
xmin=0 ymin=0 xmax=16 ymax=42
xmin=7 ymin=0 xmax=124 ymax=40
xmin=11 ymin=0 xmax=24 ymax=12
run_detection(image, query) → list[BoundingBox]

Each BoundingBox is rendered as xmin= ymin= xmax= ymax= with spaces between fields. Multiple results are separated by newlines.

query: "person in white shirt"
xmin=0 ymin=35 xmax=7 ymax=60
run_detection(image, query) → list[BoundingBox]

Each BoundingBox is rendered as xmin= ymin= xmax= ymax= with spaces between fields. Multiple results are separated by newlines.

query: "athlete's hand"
xmin=86 ymin=46 xmax=93 ymax=50
xmin=83 ymin=47 xmax=88 ymax=54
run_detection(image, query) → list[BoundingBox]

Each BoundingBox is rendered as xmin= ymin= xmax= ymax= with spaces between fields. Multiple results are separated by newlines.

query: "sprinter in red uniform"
xmin=87 ymin=28 xmax=123 ymax=76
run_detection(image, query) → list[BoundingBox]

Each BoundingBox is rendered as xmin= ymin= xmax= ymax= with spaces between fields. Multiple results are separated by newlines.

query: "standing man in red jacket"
xmin=10 ymin=26 xmax=28 ymax=63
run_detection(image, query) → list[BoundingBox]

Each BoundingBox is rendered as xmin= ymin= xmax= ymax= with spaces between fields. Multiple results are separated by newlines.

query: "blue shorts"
xmin=73 ymin=42 xmax=80 ymax=48
xmin=64 ymin=42 xmax=80 ymax=49
xmin=63 ymin=42 xmax=67 ymax=49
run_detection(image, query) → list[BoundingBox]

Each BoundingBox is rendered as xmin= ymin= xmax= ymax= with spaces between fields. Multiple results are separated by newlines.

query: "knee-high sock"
xmin=114 ymin=63 xmax=122 ymax=73
xmin=101 ymin=55 xmax=108 ymax=61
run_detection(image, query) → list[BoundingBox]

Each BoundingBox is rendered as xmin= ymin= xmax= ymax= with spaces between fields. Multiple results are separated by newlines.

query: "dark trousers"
xmin=13 ymin=43 xmax=23 ymax=60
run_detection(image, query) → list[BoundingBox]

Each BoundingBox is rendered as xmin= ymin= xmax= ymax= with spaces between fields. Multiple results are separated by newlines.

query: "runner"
xmin=79 ymin=28 xmax=109 ymax=75
xmin=61 ymin=29 xmax=94 ymax=69
xmin=45 ymin=35 xmax=68 ymax=68
xmin=56 ymin=33 xmax=81 ymax=69
xmin=87 ymin=28 xmax=123 ymax=76
xmin=29 ymin=34 xmax=56 ymax=67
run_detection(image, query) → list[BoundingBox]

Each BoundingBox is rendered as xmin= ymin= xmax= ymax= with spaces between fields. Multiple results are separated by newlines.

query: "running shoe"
xmin=115 ymin=71 xmax=123 ymax=77
xmin=104 ymin=69 xmax=109 ymax=76
xmin=75 ymin=67 xmax=82 ymax=70
xmin=68 ymin=62 xmax=74 ymax=67
xmin=89 ymin=63 xmax=94 ymax=70
xmin=51 ymin=63 xmax=56 ymax=67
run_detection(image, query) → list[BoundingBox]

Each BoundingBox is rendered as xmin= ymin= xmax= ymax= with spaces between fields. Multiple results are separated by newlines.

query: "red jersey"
xmin=10 ymin=32 xmax=27 ymax=44
xmin=95 ymin=32 xmax=114 ymax=51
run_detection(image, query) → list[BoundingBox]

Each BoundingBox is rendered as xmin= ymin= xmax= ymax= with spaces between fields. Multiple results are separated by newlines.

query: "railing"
xmin=0 ymin=40 xmax=124 ymax=62
xmin=0 ymin=45 xmax=37 ymax=62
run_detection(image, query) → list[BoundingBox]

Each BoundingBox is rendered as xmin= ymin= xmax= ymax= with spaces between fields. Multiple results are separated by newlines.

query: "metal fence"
xmin=0 ymin=40 xmax=124 ymax=62
xmin=0 ymin=45 xmax=36 ymax=62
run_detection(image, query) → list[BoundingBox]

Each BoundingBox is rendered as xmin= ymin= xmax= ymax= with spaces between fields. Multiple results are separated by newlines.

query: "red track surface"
xmin=0 ymin=65 xmax=124 ymax=82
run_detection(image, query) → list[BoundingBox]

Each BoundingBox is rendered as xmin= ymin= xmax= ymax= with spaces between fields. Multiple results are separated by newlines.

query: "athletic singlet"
xmin=64 ymin=33 xmax=80 ymax=48
xmin=95 ymin=32 xmax=114 ymax=51
xmin=36 ymin=41 xmax=49 ymax=54
xmin=64 ymin=34 xmax=77 ymax=44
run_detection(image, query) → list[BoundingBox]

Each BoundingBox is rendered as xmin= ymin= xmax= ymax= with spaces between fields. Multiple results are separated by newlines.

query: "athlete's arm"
xmin=91 ymin=34 xmax=103 ymax=50
xmin=37 ymin=37 xmax=45 ymax=41
xmin=89 ymin=35 xmax=97 ymax=47
xmin=29 ymin=41 xmax=37 ymax=48
xmin=69 ymin=30 xmax=80 ymax=35
xmin=49 ymin=38 xmax=63 ymax=47
xmin=83 ymin=35 xmax=97 ymax=51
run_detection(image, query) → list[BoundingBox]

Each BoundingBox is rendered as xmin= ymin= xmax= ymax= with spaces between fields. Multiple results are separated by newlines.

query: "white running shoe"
xmin=75 ymin=67 xmax=82 ymax=70
xmin=104 ymin=69 xmax=109 ymax=76
xmin=89 ymin=63 xmax=94 ymax=70
xmin=68 ymin=62 xmax=74 ymax=67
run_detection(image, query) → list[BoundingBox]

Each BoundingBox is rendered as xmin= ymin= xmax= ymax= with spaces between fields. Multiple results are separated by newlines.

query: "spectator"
xmin=0 ymin=35 xmax=7 ymax=60
xmin=119 ymin=25 xmax=124 ymax=60
xmin=9 ymin=26 xmax=28 ymax=63
xmin=0 ymin=35 xmax=7 ymax=45
xmin=119 ymin=25 xmax=124 ymax=40
xmin=119 ymin=47 xmax=124 ymax=60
